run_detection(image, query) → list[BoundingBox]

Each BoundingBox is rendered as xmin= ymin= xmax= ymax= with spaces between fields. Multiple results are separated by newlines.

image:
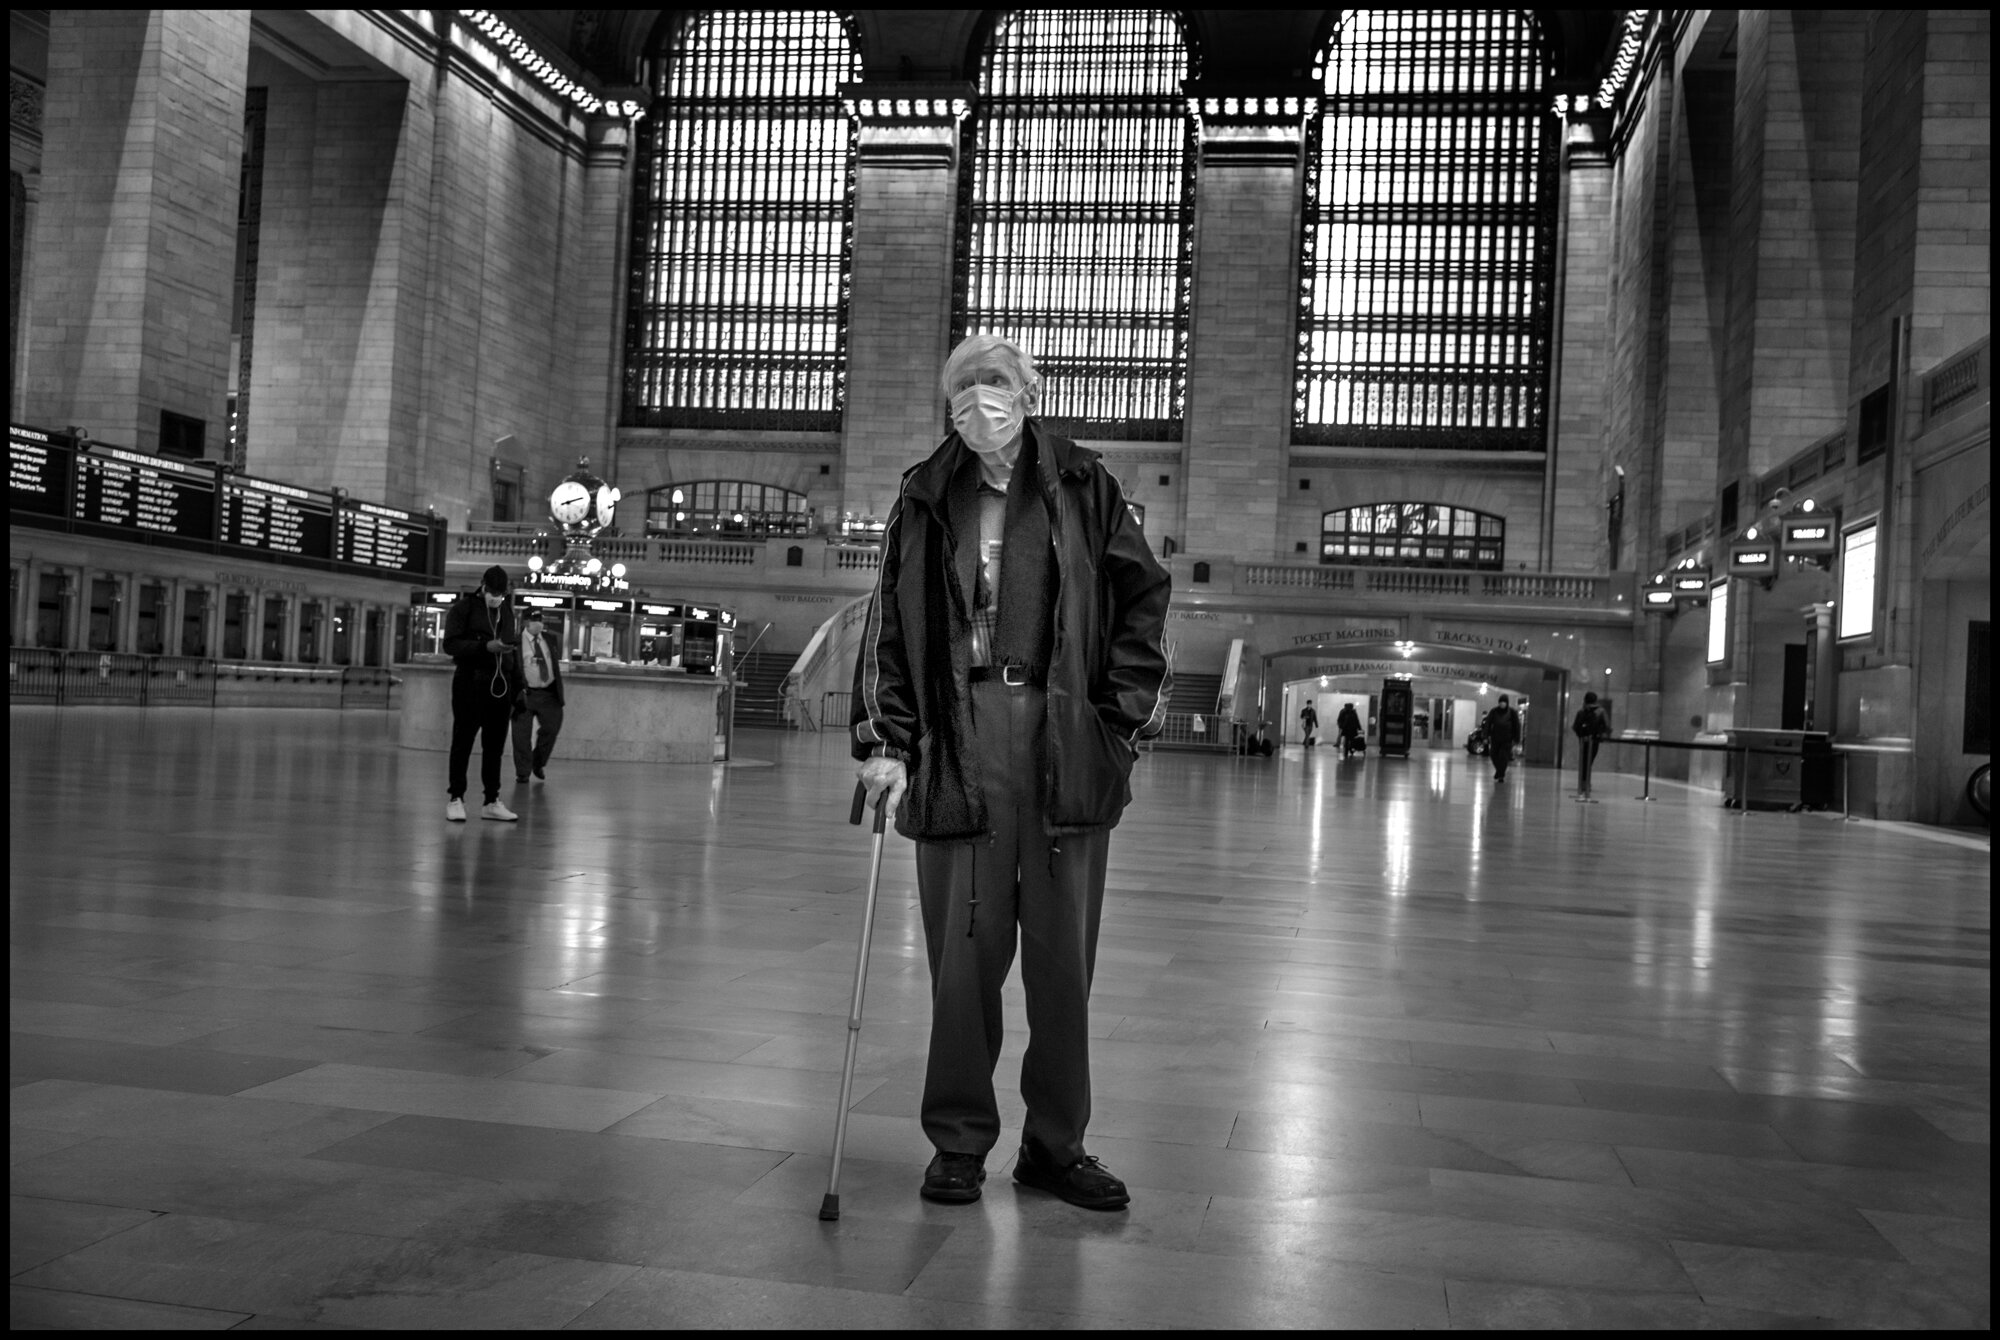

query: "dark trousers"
xmin=512 ymin=688 xmax=563 ymax=777
xmin=1491 ymin=740 xmax=1514 ymax=780
xmin=449 ymin=677 xmax=513 ymax=803
xmin=914 ymin=680 xmax=1109 ymax=1165
xmin=1577 ymin=737 xmax=1601 ymax=793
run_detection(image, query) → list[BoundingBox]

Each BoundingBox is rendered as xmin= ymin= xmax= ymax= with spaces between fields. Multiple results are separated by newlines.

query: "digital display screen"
xmin=220 ymin=474 xmax=335 ymax=561
xmin=9 ymin=425 xmax=74 ymax=517
xmin=74 ymin=445 xmax=218 ymax=541
xmin=338 ymin=501 xmax=432 ymax=577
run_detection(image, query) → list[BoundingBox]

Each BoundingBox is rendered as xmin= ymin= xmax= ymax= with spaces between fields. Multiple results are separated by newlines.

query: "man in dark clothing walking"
xmin=1572 ymin=691 xmax=1611 ymax=799
xmin=1300 ymin=701 xmax=1319 ymax=748
xmin=512 ymin=612 xmax=565 ymax=784
xmin=853 ymin=334 xmax=1171 ymax=1213
xmin=1337 ymin=702 xmax=1364 ymax=757
xmin=1484 ymin=694 xmax=1522 ymax=783
xmin=443 ymin=565 xmax=521 ymax=822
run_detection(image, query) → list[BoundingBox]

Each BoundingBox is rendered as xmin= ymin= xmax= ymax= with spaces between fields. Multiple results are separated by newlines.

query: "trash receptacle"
xmin=1726 ymin=729 xmax=1830 ymax=810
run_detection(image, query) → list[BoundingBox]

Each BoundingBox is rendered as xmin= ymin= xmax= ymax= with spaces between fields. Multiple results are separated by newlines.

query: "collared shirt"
xmin=967 ymin=478 xmax=1007 ymax=667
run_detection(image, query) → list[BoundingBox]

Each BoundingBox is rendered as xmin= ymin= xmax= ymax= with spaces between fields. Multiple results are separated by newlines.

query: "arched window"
xmin=1321 ymin=503 xmax=1505 ymax=569
xmin=646 ymin=480 xmax=812 ymax=538
xmin=1296 ymin=12 xmax=1555 ymax=451
xmin=626 ymin=12 xmax=861 ymax=430
xmin=953 ymin=10 xmax=1196 ymax=440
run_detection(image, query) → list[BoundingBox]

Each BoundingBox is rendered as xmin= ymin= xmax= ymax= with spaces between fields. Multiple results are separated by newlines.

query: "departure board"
xmin=11 ymin=419 xmax=442 ymax=583
xmin=220 ymin=474 xmax=334 ymax=561
xmin=74 ymin=445 xmax=218 ymax=541
xmin=9 ymin=424 xmax=74 ymax=517
xmin=338 ymin=500 xmax=432 ymax=577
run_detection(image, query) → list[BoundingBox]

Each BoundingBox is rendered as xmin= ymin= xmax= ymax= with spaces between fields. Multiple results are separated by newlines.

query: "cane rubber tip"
xmin=818 ymin=1194 xmax=840 ymax=1221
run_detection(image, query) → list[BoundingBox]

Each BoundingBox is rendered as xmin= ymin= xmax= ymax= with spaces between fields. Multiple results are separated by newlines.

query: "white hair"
xmin=940 ymin=333 xmax=1041 ymax=400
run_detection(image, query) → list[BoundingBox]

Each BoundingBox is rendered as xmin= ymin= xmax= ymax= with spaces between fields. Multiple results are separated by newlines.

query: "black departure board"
xmin=220 ymin=474 xmax=335 ymax=561
xmin=74 ymin=444 xmax=218 ymax=542
xmin=9 ymin=424 xmax=74 ymax=517
xmin=338 ymin=501 xmax=432 ymax=577
xmin=12 ymin=420 xmax=443 ymax=583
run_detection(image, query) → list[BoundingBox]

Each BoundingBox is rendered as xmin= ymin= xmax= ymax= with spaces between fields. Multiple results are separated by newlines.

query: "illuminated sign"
xmin=1641 ymin=584 xmax=1676 ymax=609
xmin=9 ymin=424 xmax=75 ymax=517
xmin=1728 ymin=544 xmax=1777 ymax=578
xmin=1781 ymin=516 xmax=1838 ymax=555
xmin=1671 ymin=568 xmax=1710 ymax=594
xmin=11 ymin=420 xmax=442 ymax=581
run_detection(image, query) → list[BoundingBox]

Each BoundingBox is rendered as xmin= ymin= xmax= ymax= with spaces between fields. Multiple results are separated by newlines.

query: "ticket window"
xmin=134 ymin=583 xmax=168 ymax=654
xmin=299 ymin=601 xmax=324 ymax=663
xmin=681 ymin=620 xmax=719 ymax=676
xmin=181 ymin=588 xmax=210 ymax=657
xmin=37 ymin=572 xmax=68 ymax=649
xmin=408 ymin=602 xmax=450 ymax=658
xmin=223 ymin=591 xmax=250 ymax=659
xmin=569 ymin=602 xmax=633 ymax=663
xmin=638 ymin=619 xmax=681 ymax=667
xmin=261 ymin=596 xmax=288 ymax=662
xmin=331 ymin=604 xmax=354 ymax=665
xmin=87 ymin=578 xmax=121 ymax=652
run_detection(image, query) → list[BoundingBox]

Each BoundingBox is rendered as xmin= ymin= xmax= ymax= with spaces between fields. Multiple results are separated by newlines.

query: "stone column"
xmin=246 ymin=76 xmax=428 ymax=501
xmin=1719 ymin=11 xmax=1866 ymax=492
xmin=1548 ymin=117 xmax=1616 ymax=574
xmin=1181 ymin=91 xmax=1310 ymax=564
xmin=574 ymin=116 xmax=635 ymax=491
xmin=22 ymin=10 xmax=251 ymax=453
xmin=838 ymin=85 xmax=968 ymax=523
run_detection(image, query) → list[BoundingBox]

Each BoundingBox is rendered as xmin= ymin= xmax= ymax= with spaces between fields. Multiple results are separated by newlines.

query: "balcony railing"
xmin=446 ymin=528 xmax=883 ymax=581
xmin=1230 ymin=561 xmax=1624 ymax=606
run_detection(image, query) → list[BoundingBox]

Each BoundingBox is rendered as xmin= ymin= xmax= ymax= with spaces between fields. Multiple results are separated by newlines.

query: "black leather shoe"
xmin=1012 ymin=1144 xmax=1129 ymax=1210
xmin=920 ymin=1151 xmax=986 ymax=1203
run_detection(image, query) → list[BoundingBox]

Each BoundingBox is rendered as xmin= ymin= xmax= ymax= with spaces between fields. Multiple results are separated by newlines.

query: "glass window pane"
xmin=1297 ymin=11 xmax=1553 ymax=451
xmin=954 ymin=10 xmax=1193 ymax=440
xmin=625 ymin=12 xmax=859 ymax=429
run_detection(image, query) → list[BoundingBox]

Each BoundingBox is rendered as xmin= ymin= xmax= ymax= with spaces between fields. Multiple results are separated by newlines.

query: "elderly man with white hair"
xmin=852 ymin=333 xmax=1172 ymax=1210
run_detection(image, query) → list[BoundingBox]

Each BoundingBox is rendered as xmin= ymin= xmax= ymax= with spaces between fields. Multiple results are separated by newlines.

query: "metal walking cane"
xmin=820 ymin=779 xmax=889 ymax=1222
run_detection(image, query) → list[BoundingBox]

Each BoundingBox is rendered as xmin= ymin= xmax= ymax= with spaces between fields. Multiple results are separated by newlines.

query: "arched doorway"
xmin=1259 ymin=640 xmax=1572 ymax=765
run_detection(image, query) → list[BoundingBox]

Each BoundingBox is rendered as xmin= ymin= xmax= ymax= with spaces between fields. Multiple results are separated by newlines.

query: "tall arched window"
xmin=1296 ymin=11 xmax=1555 ymax=451
xmin=953 ymin=10 xmax=1196 ymax=440
xmin=625 ymin=12 xmax=860 ymax=430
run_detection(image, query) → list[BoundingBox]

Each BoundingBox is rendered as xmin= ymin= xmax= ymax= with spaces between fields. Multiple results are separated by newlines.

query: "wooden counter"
xmin=398 ymin=657 xmax=724 ymax=763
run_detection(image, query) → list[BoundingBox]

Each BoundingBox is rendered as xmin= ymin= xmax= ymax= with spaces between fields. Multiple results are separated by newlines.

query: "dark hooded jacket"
xmin=442 ymin=589 xmax=521 ymax=700
xmin=850 ymin=423 xmax=1172 ymax=840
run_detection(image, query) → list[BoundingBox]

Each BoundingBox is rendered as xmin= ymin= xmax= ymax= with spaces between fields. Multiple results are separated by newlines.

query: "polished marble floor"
xmin=8 ymin=707 xmax=1990 ymax=1329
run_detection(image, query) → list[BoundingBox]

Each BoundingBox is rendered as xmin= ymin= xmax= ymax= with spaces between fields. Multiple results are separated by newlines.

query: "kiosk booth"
xmin=398 ymin=589 xmax=738 ymax=763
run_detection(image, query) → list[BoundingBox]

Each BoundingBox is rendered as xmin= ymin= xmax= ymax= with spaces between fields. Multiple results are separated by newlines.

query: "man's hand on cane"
xmin=858 ymin=754 xmax=907 ymax=817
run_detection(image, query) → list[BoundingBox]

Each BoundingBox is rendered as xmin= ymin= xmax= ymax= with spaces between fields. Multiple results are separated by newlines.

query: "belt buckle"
xmin=1002 ymin=664 xmax=1029 ymax=687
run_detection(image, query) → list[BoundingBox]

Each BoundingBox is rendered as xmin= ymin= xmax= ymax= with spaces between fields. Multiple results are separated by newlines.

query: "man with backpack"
xmin=1483 ymin=694 xmax=1522 ymax=783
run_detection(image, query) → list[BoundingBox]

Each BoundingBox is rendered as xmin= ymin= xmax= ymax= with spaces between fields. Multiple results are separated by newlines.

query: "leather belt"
xmin=968 ymin=664 xmax=1045 ymax=688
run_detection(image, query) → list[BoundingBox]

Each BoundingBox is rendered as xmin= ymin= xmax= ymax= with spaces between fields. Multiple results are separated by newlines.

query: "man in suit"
xmin=513 ymin=611 xmax=566 ymax=784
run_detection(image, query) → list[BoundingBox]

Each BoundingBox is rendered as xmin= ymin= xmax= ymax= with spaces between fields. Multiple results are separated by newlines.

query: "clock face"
xmin=595 ymin=484 xmax=620 ymax=525
xmin=550 ymin=480 xmax=592 ymax=525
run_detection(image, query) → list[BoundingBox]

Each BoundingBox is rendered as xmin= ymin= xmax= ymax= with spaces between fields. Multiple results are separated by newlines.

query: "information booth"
xmin=397 ymin=587 xmax=738 ymax=763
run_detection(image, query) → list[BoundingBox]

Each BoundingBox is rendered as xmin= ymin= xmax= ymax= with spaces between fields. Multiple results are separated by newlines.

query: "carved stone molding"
xmin=10 ymin=72 xmax=44 ymax=139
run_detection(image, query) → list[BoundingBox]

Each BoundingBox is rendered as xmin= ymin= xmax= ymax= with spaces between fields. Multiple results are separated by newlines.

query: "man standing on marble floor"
xmin=853 ymin=334 xmax=1172 ymax=1211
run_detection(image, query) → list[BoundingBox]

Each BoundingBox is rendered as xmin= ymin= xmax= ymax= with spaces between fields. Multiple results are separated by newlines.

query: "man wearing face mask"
xmin=852 ymin=334 xmax=1172 ymax=1211
xmin=441 ymin=565 xmax=521 ymax=823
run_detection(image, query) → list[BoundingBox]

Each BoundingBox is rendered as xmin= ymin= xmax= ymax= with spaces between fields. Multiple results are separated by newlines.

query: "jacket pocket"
xmin=1053 ymin=698 xmax=1134 ymax=829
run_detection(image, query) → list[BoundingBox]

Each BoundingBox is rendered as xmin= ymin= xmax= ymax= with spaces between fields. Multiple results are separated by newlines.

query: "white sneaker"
xmin=481 ymin=800 xmax=518 ymax=822
xmin=446 ymin=798 xmax=467 ymax=823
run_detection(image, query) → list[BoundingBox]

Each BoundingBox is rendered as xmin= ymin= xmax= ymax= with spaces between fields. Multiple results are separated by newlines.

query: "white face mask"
xmin=950 ymin=384 xmax=1026 ymax=456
